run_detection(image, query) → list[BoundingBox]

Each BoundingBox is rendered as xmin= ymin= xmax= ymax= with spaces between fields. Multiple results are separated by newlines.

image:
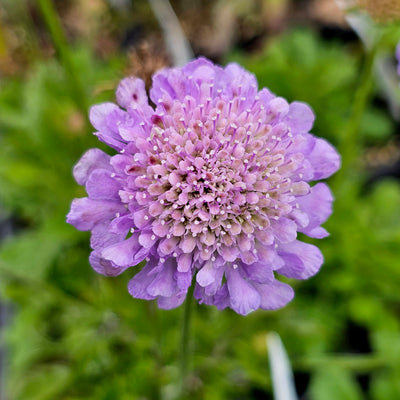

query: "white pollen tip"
xmin=111 ymin=173 xmax=116 ymax=178
xmin=151 ymin=235 xmax=156 ymax=240
xmin=160 ymin=258 xmax=165 ymax=263
xmin=173 ymin=252 xmax=178 ymax=257
xmin=211 ymin=256 xmax=216 ymax=261
xmin=144 ymin=215 xmax=149 ymax=220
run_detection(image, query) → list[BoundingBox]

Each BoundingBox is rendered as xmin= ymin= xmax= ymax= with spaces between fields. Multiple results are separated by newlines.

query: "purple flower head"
xmin=396 ymin=42 xmax=400 ymax=76
xmin=67 ymin=58 xmax=340 ymax=315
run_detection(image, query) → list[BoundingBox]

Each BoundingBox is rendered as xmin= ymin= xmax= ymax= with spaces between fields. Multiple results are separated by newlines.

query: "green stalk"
xmin=179 ymin=282 xmax=195 ymax=397
xmin=37 ymin=0 xmax=88 ymax=114
xmin=334 ymin=44 xmax=378 ymax=192
xmin=295 ymin=354 xmax=386 ymax=373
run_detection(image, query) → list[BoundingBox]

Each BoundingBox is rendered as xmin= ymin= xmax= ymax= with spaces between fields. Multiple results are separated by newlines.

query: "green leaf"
xmin=309 ymin=366 xmax=364 ymax=400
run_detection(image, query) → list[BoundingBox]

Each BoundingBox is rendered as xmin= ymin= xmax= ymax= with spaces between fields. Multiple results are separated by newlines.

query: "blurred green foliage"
xmin=1 ymin=7 xmax=400 ymax=399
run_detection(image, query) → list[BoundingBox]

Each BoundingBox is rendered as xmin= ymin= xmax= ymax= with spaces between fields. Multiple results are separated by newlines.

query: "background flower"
xmin=67 ymin=57 xmax=340 ymax=315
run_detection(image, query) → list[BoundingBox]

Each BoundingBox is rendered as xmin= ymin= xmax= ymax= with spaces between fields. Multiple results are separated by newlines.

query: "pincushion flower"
xmin=67 ymin=58 xmax=340 ymax=315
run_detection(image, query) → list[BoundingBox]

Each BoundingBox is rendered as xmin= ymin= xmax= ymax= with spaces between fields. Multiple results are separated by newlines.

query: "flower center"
xmin=126 ymin=89 xmax=309 ymax=264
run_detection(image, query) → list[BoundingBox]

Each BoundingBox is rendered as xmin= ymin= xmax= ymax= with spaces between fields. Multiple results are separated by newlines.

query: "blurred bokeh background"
xmin=1 ymin=0 xmax=400 ymax=399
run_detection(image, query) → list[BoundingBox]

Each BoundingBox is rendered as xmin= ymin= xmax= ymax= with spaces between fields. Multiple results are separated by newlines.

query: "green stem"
xmin=334 ymin=44 xmax=378 ymax=192
xmin=179 ymin=282 xmax=195 ymax=396
xmin=37 ymin=0 xmax=88 ymax=114
xmin=294 ymin=354 xmax=386 ymax=373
